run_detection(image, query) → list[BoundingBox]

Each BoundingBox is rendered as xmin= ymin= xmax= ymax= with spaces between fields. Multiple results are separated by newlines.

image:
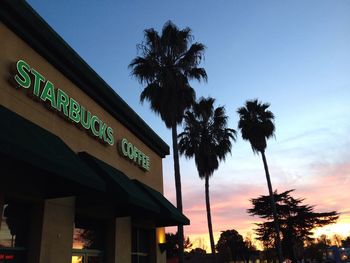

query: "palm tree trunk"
xmin=171 ymin=122 xmax=184 ymax=263
xmin=261 ymin=150 xmax=283 ymax=263
xmin=205 ymin=174 xmax=216 ymax=258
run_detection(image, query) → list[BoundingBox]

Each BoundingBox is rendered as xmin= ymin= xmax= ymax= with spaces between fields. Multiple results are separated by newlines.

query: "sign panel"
xmin=118 ymin=138 xmax=150 ymax=171
xmin=11 ymin=59 xmax=152 ymax=172
xmin=13 ymin=59 xmax=114 ymax=145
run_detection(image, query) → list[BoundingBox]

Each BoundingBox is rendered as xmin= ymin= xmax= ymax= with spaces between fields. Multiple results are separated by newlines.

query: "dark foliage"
xmin=4 ymin=202 xmax=30 ymax=247
xmin=216 ymin=229 xmax=255 ymax=263
xmin=248 ymin=189 xmax=339 ymax=261
xmin=130 ymin=21 xmax=207 ymax=263
xmin=178 ymin=97 xmax=236 ymax=179
xmin=343 ymin=236 xmax=350 ymax=247
xmin=129 ymin=20 xmax=207 ymax=128
xmin=303 ymin=236 xmax=330 ymax=262
xmin=178 ymin=97 xmax=236 ymax=255
xmin=165 ymin=233 xmax=193 ymax=259
xmin=237 ymin=99 xmax=283 ymax=262
xmin=237 ymin=99 xmax=274 ymax=154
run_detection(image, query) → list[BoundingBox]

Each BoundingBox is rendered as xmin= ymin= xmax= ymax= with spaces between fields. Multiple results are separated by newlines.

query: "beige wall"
xmin=0 ymin=22 xmax=169 ymax=263
xmin=0 ymin=23 xmax=164 ymax=193
xmin=116 ymin=217 xmax=132 ymax=263
xmin=38 ymin=197 xmax=75 ymax=263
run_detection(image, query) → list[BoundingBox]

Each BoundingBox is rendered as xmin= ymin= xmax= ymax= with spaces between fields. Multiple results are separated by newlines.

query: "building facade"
xmin=0 ymin=1 xmax=189 ymax=263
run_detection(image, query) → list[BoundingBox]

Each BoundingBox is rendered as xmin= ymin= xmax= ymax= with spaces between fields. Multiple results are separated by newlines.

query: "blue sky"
xmin=27 ymin=0 xmax=350 ymax=247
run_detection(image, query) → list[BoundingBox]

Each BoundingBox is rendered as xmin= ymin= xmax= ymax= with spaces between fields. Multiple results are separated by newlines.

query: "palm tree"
xmin=129 ymin=21 xmax=207 ymax=262
xmin=178 ymin=97 xmax=236 ymax=256
xmin=237 ymin=99 xmax=283 ymax=263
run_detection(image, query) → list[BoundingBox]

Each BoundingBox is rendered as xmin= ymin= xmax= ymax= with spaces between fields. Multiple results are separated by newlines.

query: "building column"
xmin=156 ymin=227 xmax=166 ymax=263
xmin=115 ymin=217 xmax=131 ymax=263
xmin=38 ymin=196 xmax=75 ymax=263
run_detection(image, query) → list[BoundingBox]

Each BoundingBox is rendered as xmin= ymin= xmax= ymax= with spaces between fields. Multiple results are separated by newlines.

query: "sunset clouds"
xmin=25 ymin=0 xmax=350 ymax=253
xmin=163 ymin=124 xmax=350 ymax=248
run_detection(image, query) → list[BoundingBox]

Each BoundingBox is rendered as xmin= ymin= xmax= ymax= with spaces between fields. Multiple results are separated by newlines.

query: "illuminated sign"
xmin=0 ymin=254 xmax=14 ymax=260
xmin=118 ymin=138 xmax=150 ymax=171
xmin=13 ymin=60 xmax=114 ymax=146
xmin=11 ymin=59 xmax=152 ymax=172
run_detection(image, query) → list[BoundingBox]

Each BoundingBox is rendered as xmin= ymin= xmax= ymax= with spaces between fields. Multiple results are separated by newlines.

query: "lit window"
xmin=71 ymin=219 xmax=105 ymax=263
xmin=0 ymin=201 xmax=30 ymax=262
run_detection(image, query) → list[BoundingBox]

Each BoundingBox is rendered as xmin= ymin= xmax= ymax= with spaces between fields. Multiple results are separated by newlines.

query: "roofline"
xmin=0 ymin=0 xmax=169 ymax=157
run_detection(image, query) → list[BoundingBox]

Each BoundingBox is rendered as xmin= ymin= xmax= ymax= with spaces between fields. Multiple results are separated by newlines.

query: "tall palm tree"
xmin=237 ymin=99 xmax=283 ymax=263
xmin=129 ymin=21 xmax=207 ymax=262
xmin=178 ymin=97 xmax=236 ymax=256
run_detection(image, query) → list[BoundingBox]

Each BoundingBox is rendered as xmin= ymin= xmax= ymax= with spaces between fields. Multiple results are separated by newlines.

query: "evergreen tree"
xmin=342 ymin=236 xmax=350 ymax=247
xmin=248 ymin=189 xmax=339 ymax=261
xmin=216 ymin=229 xmax=253 ymax=263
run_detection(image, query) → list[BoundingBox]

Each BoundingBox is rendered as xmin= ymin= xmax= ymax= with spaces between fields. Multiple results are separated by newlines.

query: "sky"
xmin=26 ymin=0 xmax=350 ymax=250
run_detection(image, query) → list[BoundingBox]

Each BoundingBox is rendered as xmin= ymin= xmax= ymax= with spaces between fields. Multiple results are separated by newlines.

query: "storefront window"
xmin=0 ymin=202 xmax=30 ymax=262
xmin=72 ymin=220 xmax=104 ymax=263
xmin=132 ymin=227 xmax=152 ymax=263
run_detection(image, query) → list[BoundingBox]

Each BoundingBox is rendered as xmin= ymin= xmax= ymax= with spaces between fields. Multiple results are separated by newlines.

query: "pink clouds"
xmin=164 ymin=159 xmax=350 ymax=246
xmin=295 ymin=160 xmax=350 ymax=214
xmin=165 ymin=180 xmax=269 ymax=236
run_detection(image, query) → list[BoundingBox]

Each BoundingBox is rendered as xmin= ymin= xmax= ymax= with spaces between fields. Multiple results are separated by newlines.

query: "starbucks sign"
xmin=13 ymin=59 xmax=114 ymax=145
xmin=11 ymin=59 xmax=152 ymax=172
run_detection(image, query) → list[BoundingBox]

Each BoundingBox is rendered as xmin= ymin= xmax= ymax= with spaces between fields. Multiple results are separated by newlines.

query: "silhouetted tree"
xmin=242 ymin=234 xmax=257 ymax=263
xmin=184 ymin=236 xmax=193 ymax=251
xmin=317 ymin=234 xmax=332 ymax=247
xmin=342 ymin=236 xmax=350 ymax=247
xmin=237 ymin=99 xmax=283 ymax=263
xmin=79 ymin=229 xmax=104 ymax=249
xmin=178 ymin=97 xmax=236 ymax=256
xmin=216 ymin=229 xmax=247 ymax=263
xmin=304 ymin=235 xmax=331 ymax=262
xmin=165 ymin=233 xmax=193 ymax=259
xmin=4 ymin=202 xmax=30 ymax=247
xmin=130 ymin=21 xmax=207 ymax=263
xmin=189 ymin=248 xmax=206 ymax=255
xmin=165 ymin=233 xmax=179 ymax=259
xmin=330 ymin=234 xmax=343 ymax=247
xmin=248 ymin=189 xmax=339 ymax=261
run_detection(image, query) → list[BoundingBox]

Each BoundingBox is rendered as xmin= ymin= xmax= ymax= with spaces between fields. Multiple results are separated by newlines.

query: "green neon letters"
xmin=13 ymin=59 xmax=115 ymax=146
xmin=14 ymin=60 xmax=31 ymax=89
xmin=31 ymin=68 xmax=45 ymax=96
xmin=118 ymin=138 xmax=150 ymax=171
xmin=56 ymin=89 xmax=69 ymax=116
xmin=40 ymin=81 xmax=57 ymax=108
xmin=69 ymin=98 xmax=80 ymax=123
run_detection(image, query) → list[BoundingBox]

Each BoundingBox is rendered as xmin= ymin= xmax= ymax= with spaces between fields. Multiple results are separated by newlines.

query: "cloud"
xmin=163 ymin=121 xmax=350 ymax=249
xmin=295 ymin=160 xmax=350 ymax=214
xmin=176 ymin=182 xmax=267 ymax=235
xmin=277 ymin=128 xmax=330 ymax=144
xmin=164 ymin=158 xmax=350 ymax=246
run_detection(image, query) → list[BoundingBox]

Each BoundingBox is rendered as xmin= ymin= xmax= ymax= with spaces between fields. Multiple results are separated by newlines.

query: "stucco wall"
xmin=0 ymin=23 xmax=164 ymax=193
xmin=116 ymin=217 xmax=132 ymax=263
xmin=38 ymin=197 xmax=75 ymax=263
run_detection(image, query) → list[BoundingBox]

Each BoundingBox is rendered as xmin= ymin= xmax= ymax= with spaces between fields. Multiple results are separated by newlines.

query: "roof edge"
xmin=0 ymin=0 xmax=169 ymax=157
